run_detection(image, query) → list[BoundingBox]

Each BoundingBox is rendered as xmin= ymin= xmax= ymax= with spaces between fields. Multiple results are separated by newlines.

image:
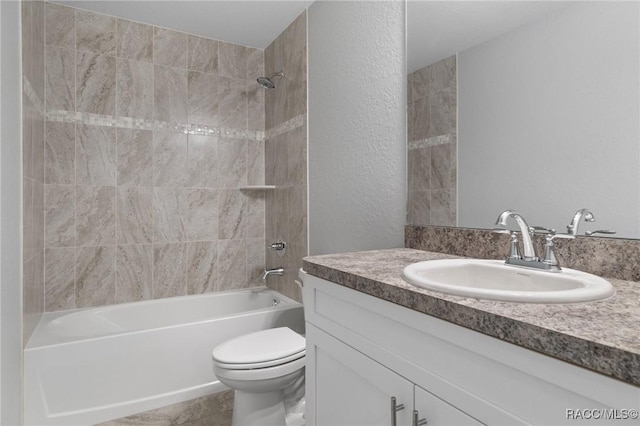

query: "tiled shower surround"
xmin=407 ymin=56 xmax=457 ymax=227
xmin=37 ymin=2 xmax=308 ymax=313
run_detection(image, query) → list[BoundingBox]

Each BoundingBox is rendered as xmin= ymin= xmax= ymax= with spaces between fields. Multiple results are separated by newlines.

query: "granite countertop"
xmin=302 ymin=248 xmax=640 ymax=386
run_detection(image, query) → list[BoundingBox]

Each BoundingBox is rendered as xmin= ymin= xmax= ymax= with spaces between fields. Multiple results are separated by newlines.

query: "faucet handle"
xmin=585 ymin=229 xmax=616 ymax=236
xmin=531 ymin=226 xmax=555 ymax=235
xmin=493 ymin=229 xmax=521 ymax=259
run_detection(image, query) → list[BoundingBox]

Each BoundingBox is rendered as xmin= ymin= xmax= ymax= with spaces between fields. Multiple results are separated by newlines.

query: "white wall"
xmin=0 ymin=1 xmax=24 ymax=423
xmin=458 ymin=2 xmax=640 ymax=237
xmin=308 ymin=0 xmax=406 ymax=255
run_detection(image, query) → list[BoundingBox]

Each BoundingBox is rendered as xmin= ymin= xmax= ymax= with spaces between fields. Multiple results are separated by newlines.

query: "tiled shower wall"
xmin=407 ymin=55 xmax=457 ymax=227
xmin=42 ymin=3 xmax=267 ymax=311
xmin=264 ymin=12 xmax=307 ymax=303
xmin=23 ymin=0 xmax=46 ymax=342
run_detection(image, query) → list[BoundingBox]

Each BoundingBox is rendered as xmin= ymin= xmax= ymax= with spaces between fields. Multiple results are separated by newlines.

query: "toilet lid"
xmin=212 ymin=327 xmax=305 ymax=365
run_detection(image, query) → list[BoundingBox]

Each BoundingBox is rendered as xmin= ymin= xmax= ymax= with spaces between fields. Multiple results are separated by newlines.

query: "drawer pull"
xmin=391 ymin=397 xmax=405 ymax=426
xmin=413 ymin=410 xmax=428 ymax=426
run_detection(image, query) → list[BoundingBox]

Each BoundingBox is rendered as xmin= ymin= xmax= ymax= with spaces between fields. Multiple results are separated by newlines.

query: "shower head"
xmin=257 ymin=71 xmax=284 ymax=89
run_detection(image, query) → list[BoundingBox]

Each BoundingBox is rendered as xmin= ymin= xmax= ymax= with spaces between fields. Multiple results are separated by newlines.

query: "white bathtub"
xmin=24 ymin=287 xmax=304 ymax=425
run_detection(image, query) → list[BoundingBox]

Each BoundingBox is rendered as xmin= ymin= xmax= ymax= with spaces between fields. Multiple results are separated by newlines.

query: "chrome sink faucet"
xmin=566 ymin=208 xmax=595 ymax=235
xmin=495 ymin=210 xmax=537 ymax=261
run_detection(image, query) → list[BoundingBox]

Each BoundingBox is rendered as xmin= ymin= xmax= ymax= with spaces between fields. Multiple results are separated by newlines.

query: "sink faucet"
xmin=566 ymin=208 xmax=595 ymax=235
xmin=262 ymin=267 xmax=284 ymax=281
xmin=495 ymin=210 xmax=537 ymax=261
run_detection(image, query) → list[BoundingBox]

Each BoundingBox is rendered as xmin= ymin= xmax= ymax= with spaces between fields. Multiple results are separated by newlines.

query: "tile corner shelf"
xmin=239 ymin=185 xmax=277 ymax=190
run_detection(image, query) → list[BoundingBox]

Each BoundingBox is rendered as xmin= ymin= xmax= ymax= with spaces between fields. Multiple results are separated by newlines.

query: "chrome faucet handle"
xmin=531 ymin=226 xmax=555 ymax=235
xmin=540 ymin=231 xmax=575 ymax=270
xmin=585 ymin=229 xmax=616 ymax=236
xmin=492 ymin=229 xmax=521 ymax=259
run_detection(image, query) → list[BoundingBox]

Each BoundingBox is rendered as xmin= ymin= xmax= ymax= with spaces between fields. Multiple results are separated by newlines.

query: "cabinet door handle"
xmin=413 ymin=410 xmax=428 ymax=426
xmin=390 ymin=396 xmax=405 ymax=426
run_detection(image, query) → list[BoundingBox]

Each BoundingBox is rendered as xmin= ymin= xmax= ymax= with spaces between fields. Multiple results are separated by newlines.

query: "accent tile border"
xmin=409 ymin=133 xmax=456 ymax=150
xmin=265 ymin=113 xmax=305 ymax=140
xmin=405 ymin=225 xmax=640 ymax=282
xmin=27 ymin=74 xmax=305 ymax=142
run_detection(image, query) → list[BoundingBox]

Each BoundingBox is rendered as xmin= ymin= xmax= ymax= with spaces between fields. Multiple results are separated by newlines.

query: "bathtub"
xmin=24 ymin=287 xmax=304 ymax=425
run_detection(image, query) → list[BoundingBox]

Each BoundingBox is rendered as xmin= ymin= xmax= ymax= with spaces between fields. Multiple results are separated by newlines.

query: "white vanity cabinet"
xmin=302 ymin=273 xmax=640 ymax=426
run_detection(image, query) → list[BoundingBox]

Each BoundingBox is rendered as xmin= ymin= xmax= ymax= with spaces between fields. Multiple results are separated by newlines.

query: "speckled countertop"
xmin=302 ymin=248 xmax=640 ymax=386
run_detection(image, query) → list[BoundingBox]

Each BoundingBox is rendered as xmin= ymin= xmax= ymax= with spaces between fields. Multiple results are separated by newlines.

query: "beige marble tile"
xmin=217 ymin=239 xmax=247 ymax=290
xmin=22 ymin=95 xmax=36 ymax=182
xmin=218 ymin=138 xmax=246 ymax=188
xmin=219 ymin=41 xmax=247 ymax=80
xmin=45 ymin=46 xmax=75 ymax=112
xmin=45 ymin=3 xmax=75 ymax=49
xmin=247 ymin=140 xmax=265 ymax=186
xmin=32 ymin=112 xmax=46 ymax=184
xmin=76 ymin=10 xmax=116 ymax=55
xmin=247 ymin=238 xmax=266 ymax=285
xmin=409 ymin=97 xmax=429 ymax=142
xmin=429 ymin=55 xmax=456 ymax=94
xmin=430 ymin=189 xmax=456 ymax=226
xmin=286 ymin=127 xmax=306 ymax=186
xmin=45 ymin=247 xmax=75 ymax=311
xmin=187 ymin=241 xmax=217 ymax=294
xmin=117 ymin=19 xmax=153 ymax=62
xmin=75 ymin=245 xmax=115 ymax=307
xmin=187 ymin=188 xmax=218 ymax=241
xmin=217 ymin=76 xmax=247 ymax=130
xmin=408 ymin=190 xmax=430 ymax=226
xmin=430 ymin=141 xmax=456 ymax=190
xmin=153 ymin=187 xmax=187 ymax=243
xmin=153 ymin=27 xmax=187 ymax=68
xmin=245 ymin=193 xmax=265 ymax=239
xmin=154 ymin=65 xmax=188 ymax=122
xmin=153 ymin=130 xmax=188 ymax=187
xmin=247 ymin=82 xmax=265 ymax=132
xmin=23 ymin=179 xmax=36 ymax=261
xmin=429 ymin=89 xmax=454 ymax=137
xmin=33 ymin=180 xmax=45 ymax=253
xmin=76 ymin=52 xmax=116 ymax=115
xmin=409 ymin=66 xmax=429 ymax=102
xmin=218 ymin=189 xmax=245 ymax=240
xmin=45 ymin=121 xmax=75 ymax=185
xmin=45 ymin=184 xmax=75 ymax=247
xmin=117 ymin=128 xmax=153 ymax=186
xmin=187 ymin=71 xmax=219 ymax=126
xmin=153 ymin=243 xmax=187 ymax=299
xmin=187 ymin=134 xmax=218 ymax=188
xmin=188 ymin=35 xmax=218 ymax=74
xmin=116 ymin=244 xmax=152 ymax=303
xmin=247 ymin=47 xmax=264 ymax=82
xmin=76 ymin=185 xmax=116 ymax=247
xmin=76 ymin=124 xmax=116 ymax=186
xmin=408 ymin=147 xmax=430 ymax=191
xmin=117 ymin=186 xmax=153 ymax=244
xmin=288 ymin=185 xmax=306 ymax=245
xmin=117 ymin=59 xmax=153 ymax=120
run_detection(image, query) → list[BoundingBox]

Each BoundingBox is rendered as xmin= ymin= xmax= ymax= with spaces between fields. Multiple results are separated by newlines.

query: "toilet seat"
xmin=212 ymin=327 xmax=306 ymax=370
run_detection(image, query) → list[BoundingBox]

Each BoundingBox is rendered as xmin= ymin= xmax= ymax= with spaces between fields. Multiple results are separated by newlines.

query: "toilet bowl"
xmin=212 ymin=327 xmax=306 ymax=426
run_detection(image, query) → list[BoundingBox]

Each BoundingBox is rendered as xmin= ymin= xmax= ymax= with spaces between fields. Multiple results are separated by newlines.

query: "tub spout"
xmin=262 ymin=267 xmax=284 ymax=281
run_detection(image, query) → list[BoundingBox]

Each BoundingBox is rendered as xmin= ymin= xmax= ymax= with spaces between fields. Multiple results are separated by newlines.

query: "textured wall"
xmin=264 ymin=12 xmax=307 ymax=302
xmin=42 ymin=3 xmax=267 ymax=311
xmin=308 ymin=1 xmax=406 ymax=255
xmin=457 ymin=2 xmax=639 ymax=236
xmin=407 ymin=56 xmax=457 ymax=227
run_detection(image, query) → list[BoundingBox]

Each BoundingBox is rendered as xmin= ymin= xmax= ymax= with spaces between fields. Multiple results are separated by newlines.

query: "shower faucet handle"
xmin=269 ymin=237 xmax=287 ymax=257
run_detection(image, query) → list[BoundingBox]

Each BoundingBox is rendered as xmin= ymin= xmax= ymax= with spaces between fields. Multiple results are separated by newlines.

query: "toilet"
xmin=212 ymin=327 xmax=306 ymax=426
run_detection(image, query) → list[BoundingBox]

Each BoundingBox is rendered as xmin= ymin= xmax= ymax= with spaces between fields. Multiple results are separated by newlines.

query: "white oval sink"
xmin=401 ymin=259 xmax=614 ymax=303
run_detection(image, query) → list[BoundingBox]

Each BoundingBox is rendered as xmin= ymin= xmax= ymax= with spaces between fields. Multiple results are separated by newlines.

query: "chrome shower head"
xmin=257 ymin=71 xmax=284 ymax=89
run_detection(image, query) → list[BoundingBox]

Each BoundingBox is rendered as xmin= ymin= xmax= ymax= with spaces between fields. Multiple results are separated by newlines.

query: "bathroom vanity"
xmin=301 ymin=249 xmax=640 ymax=425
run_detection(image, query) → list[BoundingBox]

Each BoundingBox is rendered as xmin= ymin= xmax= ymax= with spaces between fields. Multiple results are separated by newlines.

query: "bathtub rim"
xmin=26 ymin=286 xmax=301 ymax=350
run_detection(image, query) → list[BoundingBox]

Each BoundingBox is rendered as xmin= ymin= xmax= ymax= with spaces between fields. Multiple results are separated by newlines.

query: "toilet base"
xmin=232 ymin=389 xmax=286 ymax=426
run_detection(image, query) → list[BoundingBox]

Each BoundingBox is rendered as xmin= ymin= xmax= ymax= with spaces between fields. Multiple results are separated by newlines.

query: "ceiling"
xmin=54 ymin=0 xmax=314 ymax=49
xmin=56 ymin=1 xmax=573 ymax=68
xmin=407 ymin=1 xmax=571 ymax=72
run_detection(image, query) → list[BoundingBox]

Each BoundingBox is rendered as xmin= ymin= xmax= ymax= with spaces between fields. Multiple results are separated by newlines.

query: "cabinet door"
xmin=414 ymin=385 xmax=484 ymax=426
xmin=308 ymin=325 xmax=414 ymax=426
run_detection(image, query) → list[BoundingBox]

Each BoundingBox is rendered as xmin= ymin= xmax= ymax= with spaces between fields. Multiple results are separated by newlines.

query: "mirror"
xmin=407 ymin=1 xmax=640 ymax=238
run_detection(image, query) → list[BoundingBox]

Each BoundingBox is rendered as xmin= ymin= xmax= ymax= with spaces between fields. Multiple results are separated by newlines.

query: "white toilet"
xmin=212 ymin=327 xmax=306 ymax=426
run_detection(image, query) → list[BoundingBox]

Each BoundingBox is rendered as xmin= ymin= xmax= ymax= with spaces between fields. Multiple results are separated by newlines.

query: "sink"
xmin=401 ymin=259 xmax=614 ymax=303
